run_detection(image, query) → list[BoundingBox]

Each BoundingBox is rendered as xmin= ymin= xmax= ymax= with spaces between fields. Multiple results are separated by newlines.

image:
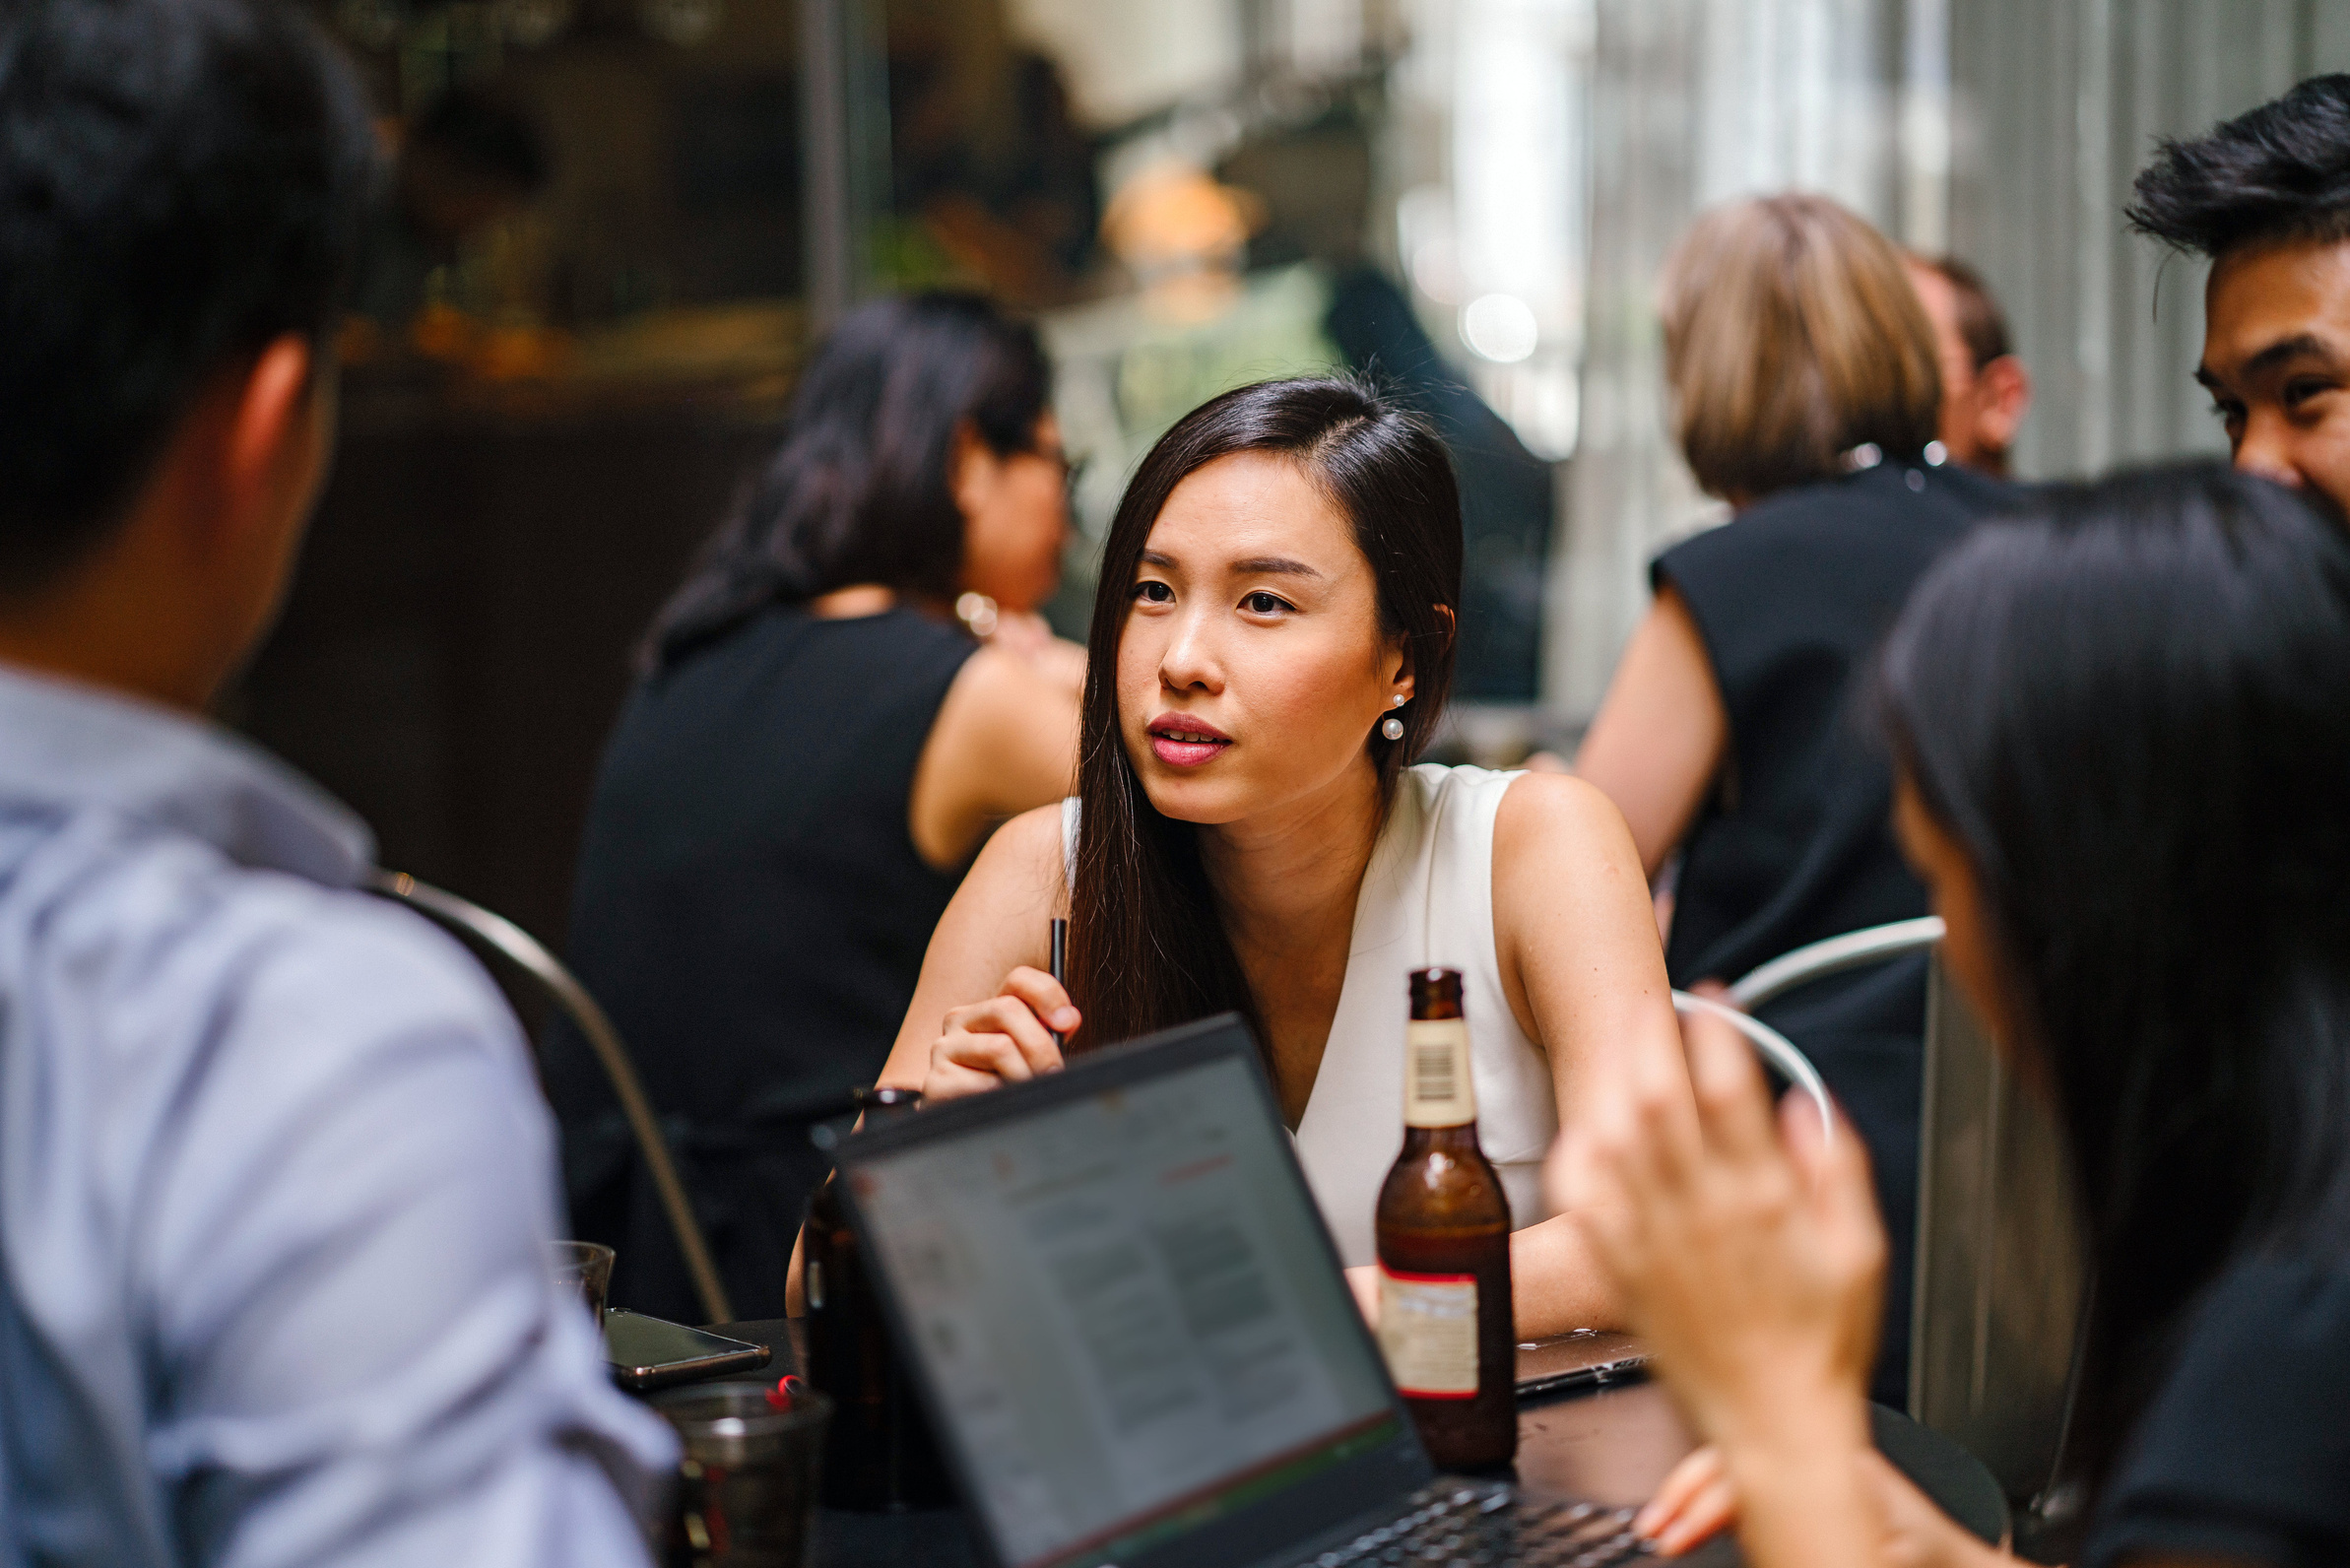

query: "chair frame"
xmin=369 ymin=871 xmax=736 ymax=1326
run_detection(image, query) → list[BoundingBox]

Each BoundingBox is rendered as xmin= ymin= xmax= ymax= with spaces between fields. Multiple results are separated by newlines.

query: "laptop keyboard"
xmin=1293 ymin=1481 xmax=1653 ymax=1568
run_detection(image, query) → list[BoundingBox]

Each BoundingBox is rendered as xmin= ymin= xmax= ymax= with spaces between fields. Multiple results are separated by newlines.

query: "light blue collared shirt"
xmin=0 ymin=665 xmax=677 ymax=1566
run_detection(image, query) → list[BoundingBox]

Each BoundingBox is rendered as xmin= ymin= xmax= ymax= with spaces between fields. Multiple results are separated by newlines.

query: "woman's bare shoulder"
xmin=958 ymin=799 xmax=1071 ymax=916
xmin=1495 ymin=769 xmax=1638 ymax=853
xmin=1490 ymin=769 xmax=1651 ymax=940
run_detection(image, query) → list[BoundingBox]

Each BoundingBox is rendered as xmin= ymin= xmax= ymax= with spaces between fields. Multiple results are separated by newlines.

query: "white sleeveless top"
xmin=1062 ymin=763 xmax=1556 ymax=1266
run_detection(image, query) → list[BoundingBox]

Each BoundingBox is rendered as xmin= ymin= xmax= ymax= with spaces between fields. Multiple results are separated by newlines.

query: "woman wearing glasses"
xmin=555 ymin=293 xmax=1083 ymax=1324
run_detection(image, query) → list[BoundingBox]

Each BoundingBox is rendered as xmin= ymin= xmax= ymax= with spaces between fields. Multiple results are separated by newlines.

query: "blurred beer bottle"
xmin=802 ymin=1086 xmax=955 ymax=1510
xmin=1374 ymin=967 xmax=1517 ymax=1470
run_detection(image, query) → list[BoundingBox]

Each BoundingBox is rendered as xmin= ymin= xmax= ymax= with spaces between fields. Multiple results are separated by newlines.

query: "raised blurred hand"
xmin=1557 ymin=1003 xmax=1889 ymax=1568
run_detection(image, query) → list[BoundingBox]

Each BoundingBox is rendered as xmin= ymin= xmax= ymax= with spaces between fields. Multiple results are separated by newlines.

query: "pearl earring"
xmin=1381 ymin=693 xmax=1406 ymax=742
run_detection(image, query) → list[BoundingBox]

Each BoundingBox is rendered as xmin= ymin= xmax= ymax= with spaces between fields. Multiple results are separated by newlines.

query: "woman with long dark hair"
xmin=554 ymin=293 xmax=1082 ymax=1323
xmin=1572 ymin=465 xmax=2350 ymax=1564
xmin=860 ymin=376 xmax=1682 ymax=1334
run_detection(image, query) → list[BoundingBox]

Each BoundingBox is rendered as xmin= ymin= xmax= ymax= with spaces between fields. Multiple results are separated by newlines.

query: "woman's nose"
xmin=1158 ymin=609 xmax=1223 ymax=692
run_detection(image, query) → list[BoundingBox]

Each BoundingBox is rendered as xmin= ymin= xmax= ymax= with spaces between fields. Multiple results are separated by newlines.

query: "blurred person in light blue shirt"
xmin=0 ymin=1 xmax=675 ymax=1563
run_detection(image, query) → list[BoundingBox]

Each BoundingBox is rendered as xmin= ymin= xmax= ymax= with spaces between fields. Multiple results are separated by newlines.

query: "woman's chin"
xmin=1138 ymin=771 xmax=1251 ymax=825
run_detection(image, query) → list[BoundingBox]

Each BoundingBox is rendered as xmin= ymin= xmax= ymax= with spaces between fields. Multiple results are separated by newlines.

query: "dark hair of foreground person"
xmin=1066 ymin=375 xmax=1462 ymax=1050
xmin=644 ymin=292 xmax=1052 ymax=665
xmin=1874 ymin=462 xmax=2350 ymax=1496
xmin=0 ymin=0 xmax=374 ymax=597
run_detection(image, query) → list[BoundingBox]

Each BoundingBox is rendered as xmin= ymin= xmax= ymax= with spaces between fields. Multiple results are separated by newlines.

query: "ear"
xmin=1977 ymin=355 xmax=2032 ymax=447
xmin=1384 ymin=606 xmax=1456 ymax=703
xmin=216 ymin=334 xmax=321 ymax=540
xmin=948 ymin=418 xmax=994 ymax=517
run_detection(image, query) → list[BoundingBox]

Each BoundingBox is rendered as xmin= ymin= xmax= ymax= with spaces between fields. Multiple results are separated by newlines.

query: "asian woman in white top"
xmin=867 ymin=376 xmax=1682 ymax=1337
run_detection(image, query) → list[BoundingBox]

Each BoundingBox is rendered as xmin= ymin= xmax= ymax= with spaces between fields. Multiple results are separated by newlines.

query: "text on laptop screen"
xmin=848 ymin=1053 xmax=1402 ymax=1568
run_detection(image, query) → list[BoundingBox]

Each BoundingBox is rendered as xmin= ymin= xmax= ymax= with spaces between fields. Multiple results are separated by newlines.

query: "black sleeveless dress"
xmin=1653 ymin=459 xmax=2013 ymax=1405
xmin=549 ymin=605 xmax=975 ymax=1323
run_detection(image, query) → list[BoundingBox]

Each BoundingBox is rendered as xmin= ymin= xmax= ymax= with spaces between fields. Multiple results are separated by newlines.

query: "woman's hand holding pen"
xmin=924 ymin=968 xmax=1079 ymax=1102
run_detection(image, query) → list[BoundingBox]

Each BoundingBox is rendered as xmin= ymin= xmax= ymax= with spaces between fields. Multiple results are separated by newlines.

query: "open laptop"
xmin=827 ymin=1013 xmax=1653 ymax=1568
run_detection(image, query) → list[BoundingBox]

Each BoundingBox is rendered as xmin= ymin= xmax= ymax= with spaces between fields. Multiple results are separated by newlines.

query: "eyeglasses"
xmin=1031 ymin=444 xmax=1089 ymax=507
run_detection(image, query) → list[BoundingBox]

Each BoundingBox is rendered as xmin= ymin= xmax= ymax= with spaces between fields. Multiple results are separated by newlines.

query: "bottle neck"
xmin=1403 ymin=1015 xmax=1476 ymax=1129
xmin=1399 ymin=1122 xmax=1483 ymax=1153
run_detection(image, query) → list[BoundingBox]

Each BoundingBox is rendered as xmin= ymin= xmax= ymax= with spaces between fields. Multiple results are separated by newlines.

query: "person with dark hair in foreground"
xmin=1905 ymin=253 xmax=2032 ymax=477
xmin=2129 ymin=73 xmax=2350 ymax=516
xmin=0 ymin=1 xmax=670 ymax=1561
xmin=1574 ymin=465 xmax=2350 ymax=1565
xmin=557 ymin=293 xmax=1080 ymax=1323
xmin=831 ymin=376 xmax=1684 ymax=1339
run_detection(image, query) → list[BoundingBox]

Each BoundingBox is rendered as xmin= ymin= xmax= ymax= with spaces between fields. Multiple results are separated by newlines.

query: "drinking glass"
xmin=550 ymin=1240 xmax=617 ymax=1327
xmin=654 ymin=1382 xmax=833 ymax=1567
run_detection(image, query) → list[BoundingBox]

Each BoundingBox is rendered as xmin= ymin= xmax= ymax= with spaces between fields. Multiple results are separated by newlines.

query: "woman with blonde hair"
xmin=1574 ymin=193 xmax=2012 ymax=1405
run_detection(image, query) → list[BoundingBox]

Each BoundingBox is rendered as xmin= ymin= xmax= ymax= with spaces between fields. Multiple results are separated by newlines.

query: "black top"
xmin=2085 ymin=1256 xmax=2350 ymax=1566
xmin=1653 ymin=459 xmax=2012 ymax=1405
xmin=549 ymin=605 xmax=975 ymax=1323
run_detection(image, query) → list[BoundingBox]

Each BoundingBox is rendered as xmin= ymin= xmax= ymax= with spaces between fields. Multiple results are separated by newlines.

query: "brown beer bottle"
xmin=1374 ymin=967 xmax=1517 ymax=1470
xmin=803 ymin=1086 xmax=955 ymax=1510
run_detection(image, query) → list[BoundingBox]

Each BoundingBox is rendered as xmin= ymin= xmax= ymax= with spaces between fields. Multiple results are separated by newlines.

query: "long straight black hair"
xmin=642 ymin=292 xmax=1050 ymax=669
xmin=1067 ymin=376 xmax=1463 ymax=1054
xmin=1873 ymin=463 xmax=2350 ymax=1490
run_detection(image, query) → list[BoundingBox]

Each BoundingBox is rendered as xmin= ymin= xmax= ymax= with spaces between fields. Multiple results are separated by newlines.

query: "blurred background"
xmin=243 ymin=0 xmax=2350 ymax=945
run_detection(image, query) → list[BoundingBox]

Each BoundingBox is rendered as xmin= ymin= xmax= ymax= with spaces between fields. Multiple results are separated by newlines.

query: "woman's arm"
xmin=1490 ymin=771 xmax=1687 ymax=1337
xmin=790 ymin=806 xmax=1070 ymax=1314
xmin=908 ymin=644 xmax=1081 ymax=872
xmin=878 ymin=801 xmax=1071 ymax=1090
xmin=1572 ymin=584 xmax=1728 ymax=881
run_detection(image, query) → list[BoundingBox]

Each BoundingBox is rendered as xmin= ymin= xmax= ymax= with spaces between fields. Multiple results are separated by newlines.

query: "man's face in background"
xmin=1906 ymin=260 xmax=2030 ymax=477
xmin=2198 ymin=237 xmax=2350 ymax=518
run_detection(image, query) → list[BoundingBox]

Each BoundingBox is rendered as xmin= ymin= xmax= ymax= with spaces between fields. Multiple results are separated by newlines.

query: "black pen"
xmin=1049 ymin=917 xmax=1069 ymax=1050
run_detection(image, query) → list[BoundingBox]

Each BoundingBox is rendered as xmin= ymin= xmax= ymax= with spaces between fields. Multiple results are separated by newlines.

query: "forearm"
xmin=1509 ymin=1212 xmax=1624 ymax=1338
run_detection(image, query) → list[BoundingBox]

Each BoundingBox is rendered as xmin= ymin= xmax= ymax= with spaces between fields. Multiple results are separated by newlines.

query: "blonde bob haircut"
xmin=1660 ymin=193 xmax=1942 ymax=501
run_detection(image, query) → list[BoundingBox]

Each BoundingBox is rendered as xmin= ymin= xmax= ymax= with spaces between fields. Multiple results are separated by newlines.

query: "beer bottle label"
xmin=1403 ymin=1018 xmax=1475 ymax=1128
xmin=1378 ymin=1267 xmax=1478 ymax=1397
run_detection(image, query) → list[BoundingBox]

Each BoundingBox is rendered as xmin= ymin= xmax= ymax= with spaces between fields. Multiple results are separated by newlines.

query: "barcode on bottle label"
xmin=1413 ymin=1045 xmax=1455 ymax=1104
xmin=1403 ymin=1020 xmax=1475 ymax=1127
xmin=1377 ymin=1268 xmax=1478 ymax=1397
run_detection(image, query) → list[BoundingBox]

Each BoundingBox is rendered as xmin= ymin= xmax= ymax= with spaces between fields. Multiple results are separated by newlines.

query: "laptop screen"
xmin=845 ymin=1049 xmax=1404 ymax=1568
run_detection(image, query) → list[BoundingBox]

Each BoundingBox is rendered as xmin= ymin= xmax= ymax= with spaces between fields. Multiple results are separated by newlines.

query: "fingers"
xmin=941 ymin=989 xmax=1070 ymax=1081
xmin=922 ymin=1058 xmax=1012 ymax=1103
xmin=1636 ymin=1446 xmax=1736 ymax=1557
xmin=1680 ymin=1002 xmax=1780 ymax=1167
xmin=1781 ymin=1092 xmax=1878 ymax=1232
xmin=999 ymin=966 xmax=1081 ymax=1039
xmin=1636 ymin=1445 xmax=1720 ymax=1533
xmin=1343 ymin=1265 xmax=1383 ymax=1328
xmin=926 ymin=971 xmax=1077 ymax=1101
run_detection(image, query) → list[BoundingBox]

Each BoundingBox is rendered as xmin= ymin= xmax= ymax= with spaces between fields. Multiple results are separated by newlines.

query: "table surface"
xmin=699 ymin=1321 xmax=2006 ymax=1568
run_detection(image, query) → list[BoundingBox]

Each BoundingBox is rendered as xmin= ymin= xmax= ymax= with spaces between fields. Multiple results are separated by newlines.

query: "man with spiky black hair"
xmin=2129 ymin=75 xmax=2350 ymax=515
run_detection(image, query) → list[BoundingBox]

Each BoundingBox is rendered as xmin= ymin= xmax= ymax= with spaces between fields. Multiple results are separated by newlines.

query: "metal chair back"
xmin=1909 ymin=962 xmax=2086 ymax=1509
xmin=369 ymin=871 xmax=736 ymax=1326
xmin=1670 ymin=990 xmax=1835 ymax=1137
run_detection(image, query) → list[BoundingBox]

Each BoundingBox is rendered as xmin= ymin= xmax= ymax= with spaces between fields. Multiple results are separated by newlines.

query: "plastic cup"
xmin=653 ymin=1382 xmax=834 ymax=1567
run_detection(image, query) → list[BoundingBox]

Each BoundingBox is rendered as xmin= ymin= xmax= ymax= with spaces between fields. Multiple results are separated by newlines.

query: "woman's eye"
xmin=1240 ymin=591 xmax=1293 ymax=615
xmin=1132 ymin=579 xmax=1174 ymax=604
